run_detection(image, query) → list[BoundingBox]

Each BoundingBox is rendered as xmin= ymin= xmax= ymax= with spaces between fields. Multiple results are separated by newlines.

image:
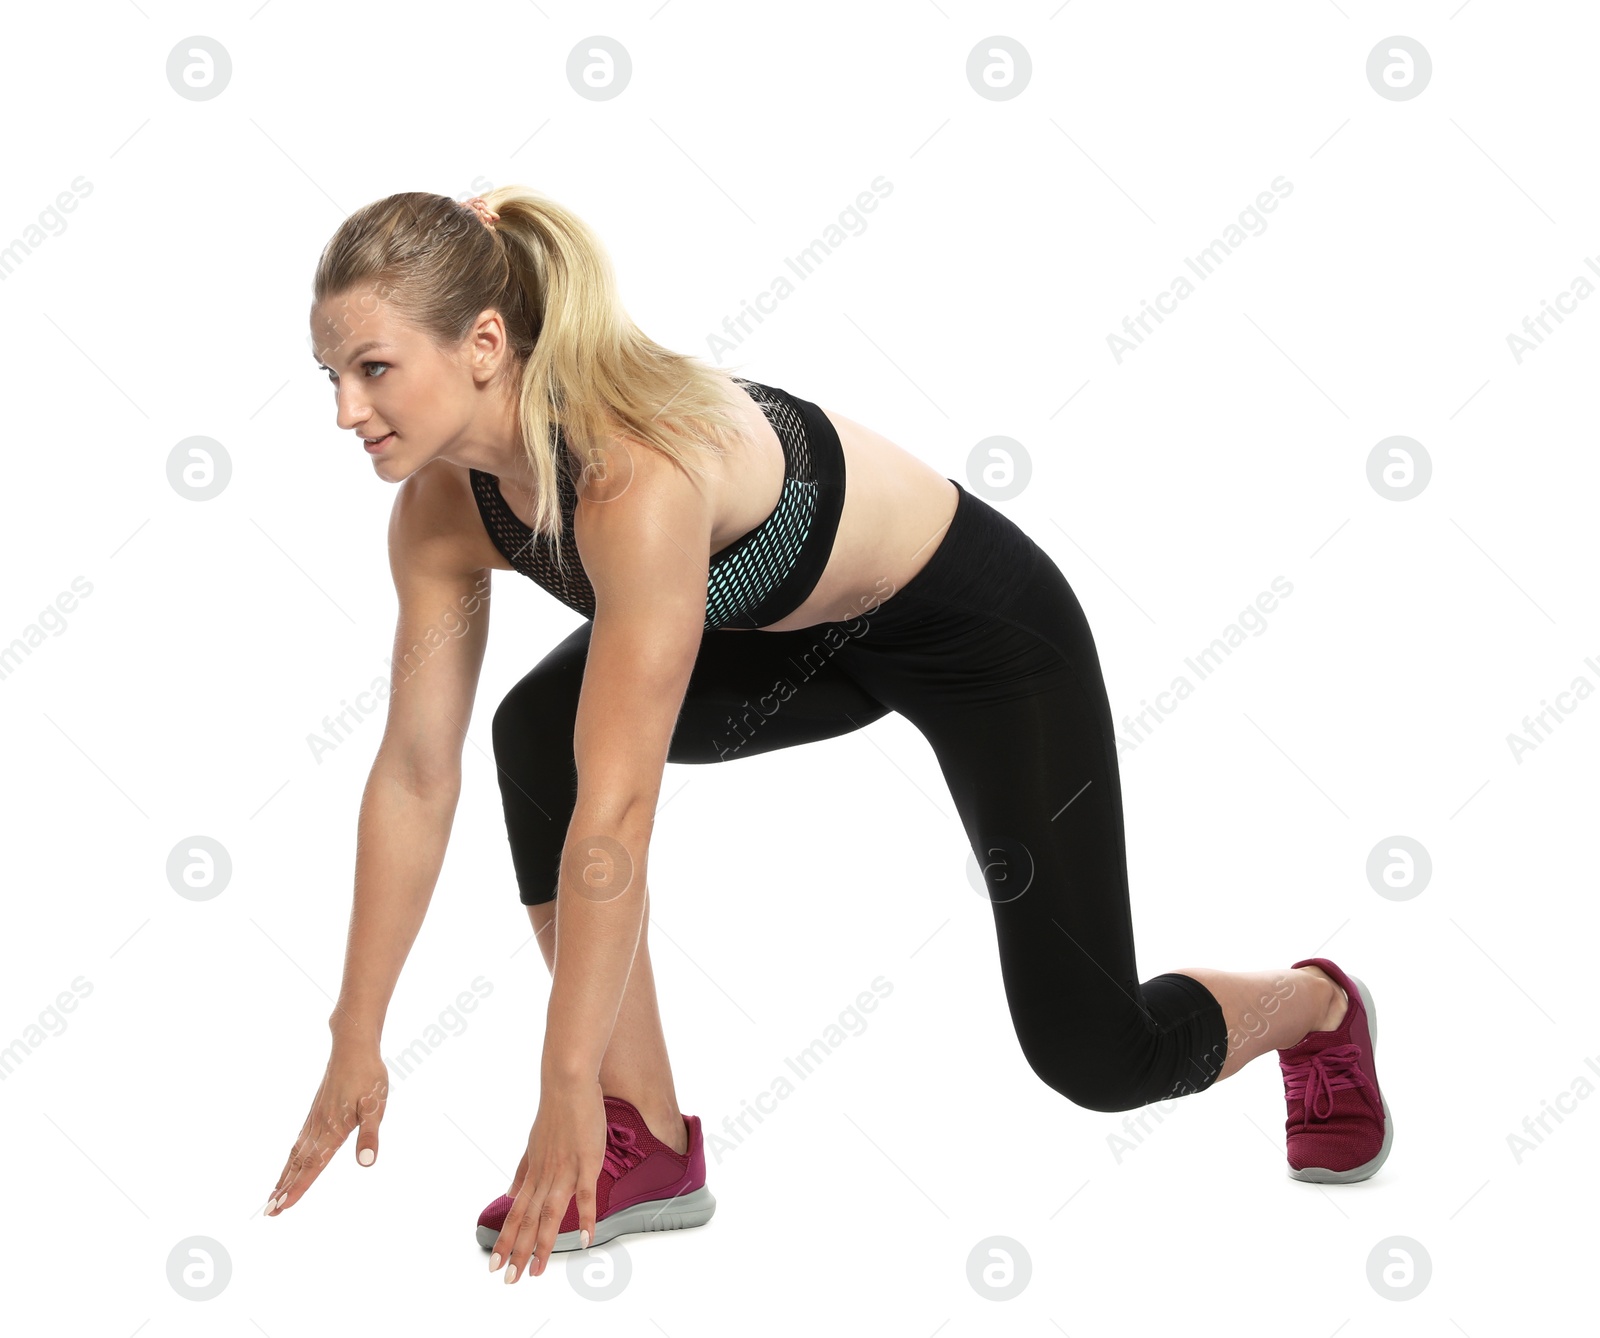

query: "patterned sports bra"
xmin=468 ymin=378 xmax=846 ymax=630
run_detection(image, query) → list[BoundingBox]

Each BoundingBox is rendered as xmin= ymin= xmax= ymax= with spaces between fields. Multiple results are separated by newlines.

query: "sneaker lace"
xmin=1281 ymin=1043 xmax=1369 ymax=1121
xmin=601 ymin=1122 xmax=644 ymax=1180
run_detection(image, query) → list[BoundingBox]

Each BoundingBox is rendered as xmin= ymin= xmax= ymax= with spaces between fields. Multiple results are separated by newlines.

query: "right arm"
xmin=330 ymin=461 xmax=494 ymax=1052
xmin=267 ymin=463 xmax=492 ymax=1216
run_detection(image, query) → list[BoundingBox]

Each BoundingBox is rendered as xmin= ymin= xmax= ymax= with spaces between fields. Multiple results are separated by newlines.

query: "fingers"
xmin=353 ymin=1084 xmax=385 ymax=1168
xmin=489 ymin=1178 xmax=546 ymax=1283
xmin=265 ymin=1131 xmax=337 ymax=1215
xmin=506 ymin=1148 xmax=529 ymax=1200
xmin=266 ymin=1065 xmax=388 ymax=1217
xmin=527 ymin=1185 xmax=570 ymax=1279
xmin=488 ymin=1159 xmax=599 ymax=1282
xmin=491 ymin=1176 xmax=568 ymax=1283
xmin=572 ymin=1182 xmax=597 ymax=1256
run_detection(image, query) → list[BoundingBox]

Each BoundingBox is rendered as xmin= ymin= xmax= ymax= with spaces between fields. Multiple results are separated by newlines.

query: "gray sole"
xmin=1288 ymin=973 xmax=1394 ymax=1184
xmin=476 ymin=1184 xmax=717 ymax=1251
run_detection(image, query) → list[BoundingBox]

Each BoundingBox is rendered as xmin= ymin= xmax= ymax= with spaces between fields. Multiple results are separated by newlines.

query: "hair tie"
xmin=464 ymin=195 xmax=500 ymax=229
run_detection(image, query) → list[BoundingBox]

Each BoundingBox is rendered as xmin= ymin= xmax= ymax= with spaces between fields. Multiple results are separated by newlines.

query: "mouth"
xmin=363 ymin=432 xmax=395 ymax=453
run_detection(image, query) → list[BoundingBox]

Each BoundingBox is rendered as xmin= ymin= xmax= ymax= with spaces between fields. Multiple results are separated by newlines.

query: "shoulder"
xmin=388 ymin=458 xmax=487 ymax=581
xmin=571 ymin=434 xmax=716 ymax=614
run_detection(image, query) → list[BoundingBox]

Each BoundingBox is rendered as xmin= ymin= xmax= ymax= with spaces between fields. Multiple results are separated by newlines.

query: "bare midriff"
xmin=448 ymin=372 xmax=960 ymax=631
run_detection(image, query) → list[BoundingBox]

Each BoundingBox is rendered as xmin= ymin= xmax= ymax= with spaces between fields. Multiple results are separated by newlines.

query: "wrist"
xmin=329 ymin=1009 xmax=383 ymax=1052
xmin=540 ymin=1050 xmax=600 ymax=1085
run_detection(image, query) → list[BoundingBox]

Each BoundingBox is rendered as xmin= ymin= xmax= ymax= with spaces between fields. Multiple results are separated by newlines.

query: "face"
xmin=310 ymin=284 xmax=511 ymax=480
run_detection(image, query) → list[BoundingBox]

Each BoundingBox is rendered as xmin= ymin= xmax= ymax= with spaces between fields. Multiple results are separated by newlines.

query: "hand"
xmin=264 ymin=1046 xmax=389 ymax=1216
xmin=488 ymin=1075 xmax=607 ymax=1282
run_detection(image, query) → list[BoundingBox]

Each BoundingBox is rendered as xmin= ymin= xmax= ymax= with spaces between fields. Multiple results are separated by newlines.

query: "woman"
xmin=266 ymin=187 xmax=1393 ymax=1284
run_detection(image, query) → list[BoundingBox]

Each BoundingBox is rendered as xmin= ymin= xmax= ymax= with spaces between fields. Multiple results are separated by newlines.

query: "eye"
xmin=324 ymin=361 xmax=390 ymax=383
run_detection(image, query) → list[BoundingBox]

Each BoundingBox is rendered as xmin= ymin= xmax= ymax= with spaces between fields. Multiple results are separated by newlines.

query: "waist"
xmin=709 ymin=386 xmax=847 ymax=629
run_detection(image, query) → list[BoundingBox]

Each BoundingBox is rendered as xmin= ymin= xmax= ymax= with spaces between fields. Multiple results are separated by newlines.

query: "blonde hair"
xmin=311 ymin=187 xmax=750 ymax=574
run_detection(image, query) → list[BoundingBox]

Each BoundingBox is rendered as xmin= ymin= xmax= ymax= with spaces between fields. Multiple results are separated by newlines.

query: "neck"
xmin=444 ymin=380 xmax=529 ymax=479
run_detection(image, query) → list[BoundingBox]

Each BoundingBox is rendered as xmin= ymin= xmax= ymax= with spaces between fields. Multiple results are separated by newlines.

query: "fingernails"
xmin=489 ymin=1252 xmax=502 ymax=1271
xmin=580 ymin=1229 xmax=590 ymax=1248
xmin=504 ymin=1263 xmax=519 ymax=1284
xmin=357 ymin=1148 xmax=375 ymax=1166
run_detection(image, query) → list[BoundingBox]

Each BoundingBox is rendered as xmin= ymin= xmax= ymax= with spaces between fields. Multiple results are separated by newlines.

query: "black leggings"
xmin=489 ymin=480 xmax=1229 ymax=1112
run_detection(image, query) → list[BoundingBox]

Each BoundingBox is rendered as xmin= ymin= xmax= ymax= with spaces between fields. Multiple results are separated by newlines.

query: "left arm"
xmin=491 ymin=437 xmax=715 ymax=1283
xmin=544 ymin=438 xmax=714 ymax=1083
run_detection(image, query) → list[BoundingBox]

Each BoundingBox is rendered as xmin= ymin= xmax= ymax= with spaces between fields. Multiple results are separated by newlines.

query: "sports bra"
xmin=468 ymin=377 xmax=847 ymax=630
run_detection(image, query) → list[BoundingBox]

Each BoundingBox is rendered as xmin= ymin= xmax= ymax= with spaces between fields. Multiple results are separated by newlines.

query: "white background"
xmin=1 ymin=0 xmax=1592 ymax=1333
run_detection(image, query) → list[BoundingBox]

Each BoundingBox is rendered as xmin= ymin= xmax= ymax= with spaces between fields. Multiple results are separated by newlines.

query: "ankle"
xmin=645 ymin=1108 xmax=689 ymax=1155
xmin=1299 ymin=966 xmax=1348 ymax=1033
xmin=613 ymin=1096 xmax=688 ymax=1155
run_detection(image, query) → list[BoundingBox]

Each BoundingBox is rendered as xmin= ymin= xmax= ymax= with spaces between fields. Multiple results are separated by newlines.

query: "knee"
xmin=491 ymin=679 xmax=571 ymax=763
xmin=490 ymin=679 xmax=533 ymax=750
xmin=1030 ymin=1065 xmax=1148 ymax=1115
xmin=1017 ymin=1035 xmax=1158 ymax=1115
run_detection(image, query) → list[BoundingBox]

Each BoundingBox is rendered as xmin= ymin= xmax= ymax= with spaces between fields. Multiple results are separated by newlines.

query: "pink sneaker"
xmin=475 ymin=1095 xmax=716 ymax=1251
xmin=1275 ymin=957 xmax=1393 ymax=1182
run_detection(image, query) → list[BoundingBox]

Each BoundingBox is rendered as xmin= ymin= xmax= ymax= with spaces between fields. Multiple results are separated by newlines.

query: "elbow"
xmin=567 ymin=790 xmax=656 ymax=900
xmin=571 ymin=786 xmax=656 ymax=832
xmin=377 ymin=747 xmax=462 ymax=802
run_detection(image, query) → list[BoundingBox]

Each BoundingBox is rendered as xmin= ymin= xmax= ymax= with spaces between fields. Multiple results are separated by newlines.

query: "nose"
xmin=333 ymin=382 xmax=370 ymax=434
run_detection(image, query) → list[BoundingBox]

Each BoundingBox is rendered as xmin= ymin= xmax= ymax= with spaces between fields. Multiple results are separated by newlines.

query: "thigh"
xmin=490 ymin=618 xmax=891 ymax=904
xmin=672 ymin=623 xmax=892 ymax=762
xmin=831 ymin=489 xmax=1150 ymax=1051
xmin=847 ymin=603 xmax=1159 ymax=1085
xmin=494 ymin=620 xmax=891 ymax=759
xmin=874 ymin=617 xmax=1227 ymax=1107
xmin=845 ymin=599 xmax=1139 ymax=971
